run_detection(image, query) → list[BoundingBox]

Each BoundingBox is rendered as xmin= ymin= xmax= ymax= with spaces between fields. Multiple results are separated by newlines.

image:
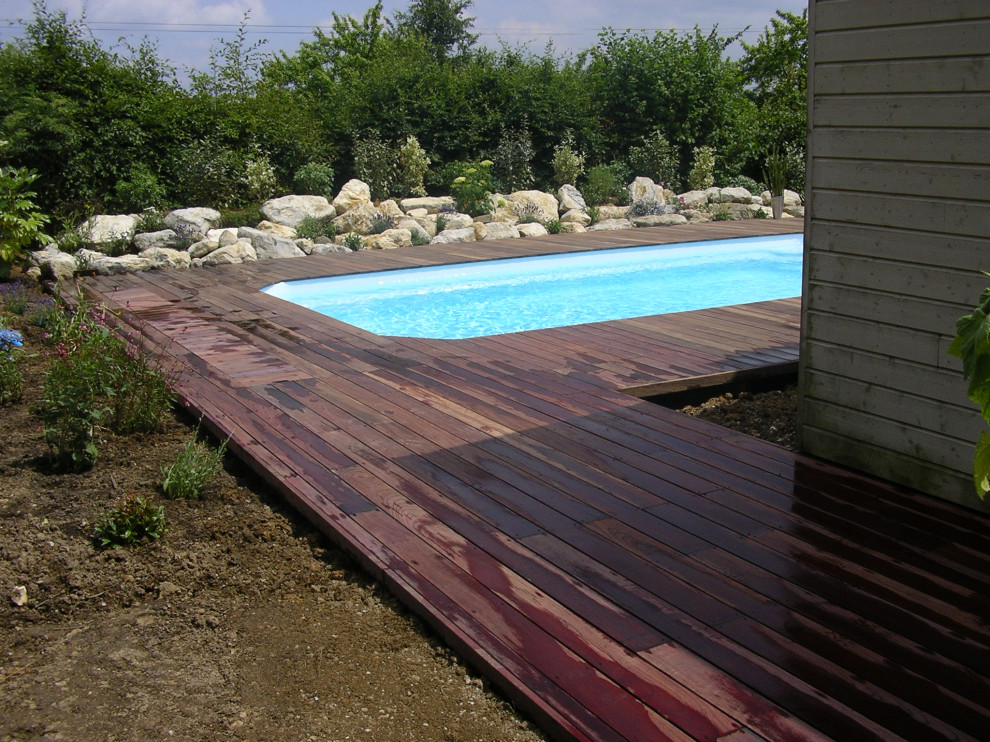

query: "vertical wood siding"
xmin=799 ymin=0 xmax=990 ymax=511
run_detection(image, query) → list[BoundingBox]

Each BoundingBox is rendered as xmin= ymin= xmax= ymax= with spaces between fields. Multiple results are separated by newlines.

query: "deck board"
xmin=81 ymin=221 xmax=990 ymax=742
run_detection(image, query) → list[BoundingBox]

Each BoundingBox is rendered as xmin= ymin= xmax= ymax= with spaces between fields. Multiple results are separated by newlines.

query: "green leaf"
xmin=974 ymin=430 xmax=990 ymax=498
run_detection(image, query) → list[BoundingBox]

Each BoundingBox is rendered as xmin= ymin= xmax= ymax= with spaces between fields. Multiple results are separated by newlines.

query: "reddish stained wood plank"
xmin=79 ymin=221 xmax=990 ymax=742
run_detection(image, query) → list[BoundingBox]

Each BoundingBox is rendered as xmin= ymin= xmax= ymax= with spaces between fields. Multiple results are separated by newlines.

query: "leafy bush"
xmin=295 ymin=215 xmax=336 ymax=240
xmin=94 ymin=495 xmax=167 ymax=549
xmin=627 ymin=199 xmax=666 ymax=217
xmin=543 ymin=218 xmax=562 ymax=234
xmin=948 ymin=278 xmax=990 ymax=498
xmin=783 ymin=141 xmax=806 ymax=196
xmin=218 ymin=205 xmax=262 ymax=229
xmin=162 ymin=425 xmax=228 ymax=499
xmin=1 ymin=157 xmax=51 ymax=278
xmin=242 ymin=150 xmax=279 ymax=202
xmin=398 ymin=135 xmax=430 ymax=197
xmin=435 ymin=213 xmax=450 ymax=232
xmin=450 ymin=160 xmax=494 ymax=217
xmin=492 ymin=126 xmax=535 ymax=192
xmin=687 ymin=146 xmax=716 ymax=191
xmin=112 ymin=163 xmax=169 ymax=213
xmin=551 ymin=134 xmax=585 ymax=188
xmin=762 ymin=145 xmax=788 ymax=196
xmin=342 ymin=232 xmax=365 ymax=250
xmin=353 ymin=132 xmax=398 ymax=201
xmin=369 ymin=211 xmax=396 ymax=235
xmin=293 ymin=162 xmax=336 ymax=199
xmin=172 ymin=139 xmax=243 ymax=209
xmin=514 ymin=203 xmax=543 ymax=224
xmin=722 ymin=174 xmax=766 ymax=195
xmin=628 ymin=129 xmax=679 ymax=188
xmin=582 ymin=163 xmax=630 ymax=206
xmin=410 ymin=229 xmax=430 ymax=246
xmin=586 ymin=205 xmax=601 ymax=225
xmin=134 ymin=209 xmax=166 ymax=234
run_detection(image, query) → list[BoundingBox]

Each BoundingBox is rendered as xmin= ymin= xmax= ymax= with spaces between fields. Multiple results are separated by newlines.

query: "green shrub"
xmin=295 ymin=215 xmax=336 ymax=240
xmin=551 ymin=134 xmax=585 ymax=188
xmin=1 ymin=281 xmax=29 ymax=315
xmin=218 ymin=205 xmax=262 ymax=230
xmin=627 ymin=199 xmax=665 ymax=217
xmin=342 ymin=232 xmax=365 ymax=250
xmin=628 ymin=129 xmax=679 ymax=189
xmin=242 ymin=150 xmax=279 ymax=203
xmin=162 ymin=426 xmax=227 ymax=499
xmin=353 ymin=132 xmax=398 ymax=201
xmin=112 ymin=164 xmax=169 ymax=213
xmin=0 ymin=157 xmax=51 ymax=279
xmin=586 ymin=205 xmax=601 ymax=225
xmin=172 ymin=138 xmax=243 ymax=209
xmin=134 ymin=209 xmax=166 ymax=234
xmin=450 ymin=160 xmax=494 ymax=217
xmin=410 ymin=229 xmax=430 ymax=246
xmin=582 ymin=163 xmax=628 ymax=206
xmin=94 ymin=495 xmax=167 ymax=549
xmin=369 ymin=211 xmax=396 ymax=235
xmin=398 ymin=135 xmax=430 ymax=197
xmin=687 ymin=146 xmax=716 ymax=191
xmin=543 ymin=218 xmax=562 ymax=234
xmin=514 ymin=203 xmax=543 ymax=224
xmin=722 ymin=174 xmax=766 ymax=195
xmin=293 ymin=162 xmax=336 ymax=199
xmin=492 ymin=127 xmax=535 ymax=192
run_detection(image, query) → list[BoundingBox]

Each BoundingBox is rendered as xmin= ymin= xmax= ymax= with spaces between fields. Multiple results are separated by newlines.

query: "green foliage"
xmin=543 ymin=218 xmax=562 ymax=234
xmin=585 ymin=205 xmax=601 ymax=225
xmin=370 ymin=211 xmax=397 ymax=234
xmin=687 ymin=146 xmax=716 ymax=191
xmin=783 ymin=141 xmax=806 ymax=196
xmin=435 ymin=212 xmax=450 ymax=232
xmin=33 ymin=299 xmax=175 ymax=470
xmin=1 ymin=281 xmax=29 ymax=315
xmin=398 ymin=135 xmax=431 ymax=197
xmin=410 ymin=229 xmax=430 ymax=246
xmin=514 ymin=202 xmax=543 ymax=224
xmin=450 ymin=160 xmax=494 ymax=216
xmin=627 ymin=129 xmax=679 ymax=189
xmin=581 ymin=163 xmax=629 ymax=206
xmin=353 ymin=132 xmax=398 ymax=201
xmin=762 ymin=145 xmax=788 ymax=196
xmin=722 ymin=174 xmax=766 ymax=195
xmin=551 ymin=134 xmax=585 ymax=188
xmin=162 ymin=425 xmax=228 ymax=500
xmin=948 ymin=279 xmax=990 ymax=497
xmin=112 ymin=163 xmax=168 ymax=213
xmin=492 ymin=126 xmax=535 ymax=193
xmin=241 ymin=149 xmax=279 ymax=203
xmin=295 ymin=215 xmax=337 ymax=240
xmin=172 ymin=138 xmax=243 ymax=209
xmin=293 ymin=162 xmax=336 ymax=199
xmin=627 ymin=199 xmax=665 ymax=217
xmin=218 ymin=205 xmax=262 ymax=230
xmin=394 ymin=0 xmax=478 ymax=60
xmin=342 ymin=232 xmax=365 ymax=251
xmin=134 ymin=209 xmax=166 ymax=234
xmin=189 ymin=12 xmax=267 ymax=97
xmin=94 ymin=495 xmax=167 ymax=549
xmin=0 ymin=157 xmax=51 ymax=278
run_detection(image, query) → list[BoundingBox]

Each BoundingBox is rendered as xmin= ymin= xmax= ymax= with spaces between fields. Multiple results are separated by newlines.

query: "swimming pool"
xmin=262 ymin=233 xmax=803 ymax=339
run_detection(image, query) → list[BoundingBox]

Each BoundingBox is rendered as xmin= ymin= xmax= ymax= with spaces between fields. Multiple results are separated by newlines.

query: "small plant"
xmin=162 ymin=425 xmax=228 ymax=499
xmin=582 ymin=164 xmax=627 ymax=207
xmin=435 ymin=213 xmax=450 ymax=232
xmin=762 ymin=146 xmax=788 ymax=197
xmin=513 ymin=203 xmax=543 ymax=224
xmin=627 ymin=129 xmax=679 ymax=189
xmin=450 ymin=161 xmax=494 ymax=217
xmin=242 ymin=150 xmax=279 ymax=203
xmin=94 ymin=495 xmax=167 ymax=549
xmin=134 ymin=209 xmax=166 ymax=234
xmin=551 ymin=133 xmax=585 ymax=188
xmin=293 ymin=162 xmax=336 ymax=199
xmin=113 ymin=163 xmax=168 ymax=213
xmin=706 ymin=195 xmax=733 ymax=221
xmin=342 ymin=232 xmax=365 ymax=251
xmin=627 ymin=199 xmax=665 ymax=218
xmin=492 ymin=126 xmax=535 ymax=192
xmin=543 ymin=218 xmax=562 ymax=234
xmin=410 ymin=230 xmax=431 ymax=246
xmin=687 ymin=146 xmax=716 ymax=191
xmin=27 ymin=297 xmax=58 ymax=328
xmin=586 ymin=205 xmax=601 ymax=225
xmin=1 ymin=281 xmax=29 ymax=315
xmin=353 ymin=131 xmax=398 ymax=201
xmin=0 ymin=327 xmax=24 ymax=405
xmin=948 ymin=276 xmax=990 ymax=498
xmin=369 ymin=211 xmax=396 ymax=235
xmin=218 ymin=205 xmax=263 ymax=230
xmin=1 ymin=147 xmax=51 ymax=278
xmin=398 ymin=135 xmax=430 ymax=197
xmin=295 ymin=215 xmax=337 ymax=241
xmin=783 ymin=142 xmax=806 ymax=197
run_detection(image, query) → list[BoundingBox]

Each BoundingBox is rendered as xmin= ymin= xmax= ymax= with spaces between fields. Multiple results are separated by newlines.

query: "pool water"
xmin=262 ymin=234 xmax=803 ymax=339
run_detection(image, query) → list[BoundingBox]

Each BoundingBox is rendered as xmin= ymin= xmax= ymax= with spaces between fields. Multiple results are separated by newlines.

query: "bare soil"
xmin=1 ymin=277 xmax=797 ymax=742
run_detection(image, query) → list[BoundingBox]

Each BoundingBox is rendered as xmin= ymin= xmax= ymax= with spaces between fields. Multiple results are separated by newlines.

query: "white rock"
xmin=256 ymin=220 xmax=297 ymax=239
xmin=332 ymin=202 xmax=380 ymax=235
xmin=396 ymin=219 xmax=431 ymax=243
xmin=92 ymin=254 xmax=156 ymax=275
xmin=784 ymin=189 xmax=803 ymax=206
xmin=560 ymin=208 xmax=591 ymax=227
xmin=588 ymin=218 xmax=634 ymax=231
xmin=164 ymin=208 xmax=221 ymax=238
xmin=628 ymin=177 xmax=665 ymax=205
xmin=630 ymin=214 xmax=689 ymax=227
xmin=31 ymin=247 xmax=77 ymax=282
xmin=10 ymin=586 xmax=27 ymax=607
xmin=399 ymin=196 xmax=456 ymax=214
xmin=677 ymin=190 xmax=709 ymax=208
xmin=331 ymin=179 xmax=372 ymax=213
xmin=516 ymin=223 xmax=549 ymax=238
xmin=199 ymin=241 xmax=257 ymax=266
xmin=252 ymin=234 xmax=306 ymax=261
xmin=206 ymin=228 xmax=239 ymax=246
xmin=188 ymin=239 xmax=220 ymax=259
xmin=133 ymin=229 xmax=183 ymax=252
xmin=559 ymin=222 xmax=587 ymax=233
xmin=260 ymin=195 xmax=335 ymax=228
xmin=718 ymin=187 xmax=753 ymax=204
xmin=597 ymin=205 xmax=629 ymax=219
xmin=507 ymin=190 xmax=559 ymax=222
xmin=77 ymin=214 xmax=139 ymax=250
xmin=365 ymin=228 xmax=413 ymax=250
xmin=474 ymin=222 xmax=520 ymax=241
xmin=431 ymin=227 xmax=476 ymax=244
xmin=405 ymin=208 xmax=429 ymax=218
xmin=139 ymin=247 xmax=192 ymax=269
xmin=310 ymin=243 xmax=353 ymax=255
xmin=378 ymin=199 xmax=405 ymax=218
xmin=441 ymin=213 xmax=474 ymax=231
xmin=557 ymin=184 xmax=587 ymax=213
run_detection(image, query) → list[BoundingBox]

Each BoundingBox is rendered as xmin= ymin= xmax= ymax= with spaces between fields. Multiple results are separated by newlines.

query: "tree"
xmin=394 ymin=0 xmax=478 ymax=60
xmin=739 ymin=10 xmax=808 ymax=148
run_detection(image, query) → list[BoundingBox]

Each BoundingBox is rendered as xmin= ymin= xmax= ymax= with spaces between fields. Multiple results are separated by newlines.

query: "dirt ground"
xmin=1 ymin=276 xmax=796 ymax=742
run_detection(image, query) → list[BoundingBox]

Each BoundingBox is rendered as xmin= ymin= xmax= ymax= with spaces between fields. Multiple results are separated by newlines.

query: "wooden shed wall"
xmin=799 ymin=0 xmax=990 ymax=511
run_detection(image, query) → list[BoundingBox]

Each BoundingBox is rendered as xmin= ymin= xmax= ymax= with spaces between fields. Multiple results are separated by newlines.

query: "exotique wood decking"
xmin=81 ymin=221 xmax=990 ymax=742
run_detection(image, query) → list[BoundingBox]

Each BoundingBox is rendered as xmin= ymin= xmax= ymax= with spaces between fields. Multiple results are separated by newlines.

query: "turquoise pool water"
xmin=262 ymin=233 xmax=803 ymax=339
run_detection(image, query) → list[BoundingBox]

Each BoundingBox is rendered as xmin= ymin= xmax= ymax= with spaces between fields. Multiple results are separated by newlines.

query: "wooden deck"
xmin=82 ymin=221 xmax=990 ymax=742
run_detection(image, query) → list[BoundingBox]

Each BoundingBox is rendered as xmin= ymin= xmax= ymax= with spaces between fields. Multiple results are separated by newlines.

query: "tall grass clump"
xmin=162 ymin=425 xmax=228 ymax=499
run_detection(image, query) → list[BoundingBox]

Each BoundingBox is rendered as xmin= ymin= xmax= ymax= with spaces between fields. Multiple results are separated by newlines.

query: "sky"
xmin=0 ymin=0 xmax=808 ymax=81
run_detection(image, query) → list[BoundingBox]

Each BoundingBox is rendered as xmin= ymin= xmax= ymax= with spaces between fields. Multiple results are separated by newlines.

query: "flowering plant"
xmin=0 ymin=328 xmax=23 ymax=351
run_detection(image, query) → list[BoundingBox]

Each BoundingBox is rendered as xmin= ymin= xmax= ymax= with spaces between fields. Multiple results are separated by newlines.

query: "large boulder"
xmin=139 ymin=247 xmax=192 ymax=270
xmin=718 ymin=187 xmax=754 ymax=204
xmin=597 ymin=205 xmax=629 ymax=220
xmin=133 ymin=229 xmax=184 ymax=252
xmin=474 ymin=222 xmax=520 ymax=241
xmin=630 ymin=214 xmax=689 ymax=227
xmin=310 ymin=242 xmax=353 ymax=255
xmin=677 ymin=190 xmax=710 ymax=208
xmin=256 ymin=220 xmax=297 ymax=238
xmin=332 ymin=202 xmax=380 ymax=235
xmin=197 ymin=241 xmax=257 ymax=267
xmin=251 ymin=234 xmax=306 ymax=261
xmin=628 ymin=177 xmax=665 ymax=205
xmin=440 ymin=212 xmax=474 ymax=231
xmin=399 ymin=196 xmax=456 ymax=214
xmin=588 ymin=218 xmax=634 ymax=231
xmin=560 ymin=208 xmax=591 ymax=227
xmin=365 ymin=228 xmax=413 ymax=250
xmin=430 ymin=227 xmax=476 ymax=244
xmin=507 ymin=190 xmax=559 ymax=222
xmin=331 ymin=179 xmax=371 ymax=213
xmin=78 ymin=214 xmax=138 ymax=252
xmin=378 ymin=199 xmax=405 ymax=218
xmin=91 ymin=254 xmax=156 ymax=276
xmin=187 ymin=238 xmax=220 ymax=259
xmin=31 ymin=246 xmax=76 ymax=282
xmin=557 ymin=184 xmax=587 ymax=213
xmin=164 ymin=208 xmax=221 ymax=239
xmin=395 ymin=218 xmax=431 ymax=243
xmin=516 ymin=223 xmax=549 ymax=238
xmin=260 ymin=195 xmax=335 ymax=228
